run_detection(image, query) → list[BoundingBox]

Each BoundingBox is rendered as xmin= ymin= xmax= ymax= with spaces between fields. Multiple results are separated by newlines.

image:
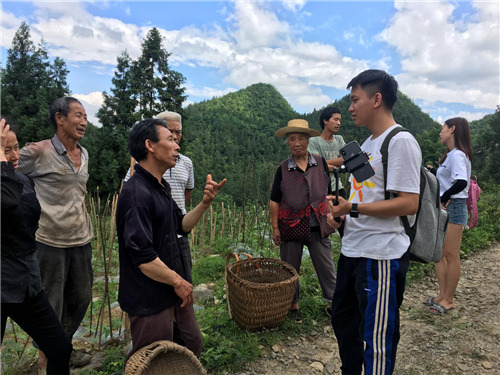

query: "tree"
xmin=133 ymin=27 xmax=187 ymax=118
xmin=1 ymin=22 xmax=70 ymax=144
xmin=87 ymin=28 xmax=188 ymax=195
xmin=471 ymin=107 xmax=500 ymax=184
xmin=83 ymin=51 xmax=139 ymax=195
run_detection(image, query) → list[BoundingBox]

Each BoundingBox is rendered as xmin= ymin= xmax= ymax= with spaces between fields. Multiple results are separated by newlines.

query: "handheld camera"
xmin=332 ymin=141 xmax=374 ymax=206
xmin=339 ymin=141 xmax=375 ymax=182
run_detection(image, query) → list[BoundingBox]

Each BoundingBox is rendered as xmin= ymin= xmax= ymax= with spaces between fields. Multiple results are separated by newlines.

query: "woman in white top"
xmin=425 ymin=117 xmax=472 ymax=314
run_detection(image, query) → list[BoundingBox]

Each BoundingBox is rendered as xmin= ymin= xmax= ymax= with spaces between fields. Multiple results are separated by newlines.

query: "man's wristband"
xmin=350 ymin=203 xmax=359 ymax=218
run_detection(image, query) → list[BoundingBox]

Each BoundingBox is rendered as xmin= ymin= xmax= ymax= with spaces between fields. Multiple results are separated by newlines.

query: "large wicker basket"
xmin=124 ymin=340 xmax=207 ymax=375
xmin=225 ymin=253 xmax=299 ymax=331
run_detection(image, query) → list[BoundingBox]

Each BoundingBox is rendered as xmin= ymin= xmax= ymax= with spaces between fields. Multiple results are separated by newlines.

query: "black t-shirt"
xmin=116 ymin=164 xmax=188 ymax=317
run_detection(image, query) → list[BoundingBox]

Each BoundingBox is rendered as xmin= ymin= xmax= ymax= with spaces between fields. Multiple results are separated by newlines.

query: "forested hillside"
xmin=306 ymin=91 xmax=441 ymax=142
xmin=470 ymin=110 xmax=500 ymax=184
xmin=181 ymin=83 xmax=444 ymax=204
xmin=182 ymin=83 xmax=298 ymax=205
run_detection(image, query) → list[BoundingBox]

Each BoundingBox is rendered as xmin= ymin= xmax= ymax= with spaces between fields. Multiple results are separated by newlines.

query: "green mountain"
xmin=182 ymin=83 xmax=298 ymax=205
xmin=306 ymin=91 xmax=441 ymax=143
xmin=182 ymin=83 xmax=442 ymax=204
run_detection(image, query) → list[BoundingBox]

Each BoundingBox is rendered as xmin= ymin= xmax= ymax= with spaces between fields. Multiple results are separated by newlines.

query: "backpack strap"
xmin=380 ymin=126 xmax=413 ymax=239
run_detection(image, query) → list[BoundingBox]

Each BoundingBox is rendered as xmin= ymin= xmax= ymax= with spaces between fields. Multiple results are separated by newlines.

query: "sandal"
xmin=422 ymin=297 xmax=437 ymax=306
xmin=430 ymin=302 xmax=455 ymax=315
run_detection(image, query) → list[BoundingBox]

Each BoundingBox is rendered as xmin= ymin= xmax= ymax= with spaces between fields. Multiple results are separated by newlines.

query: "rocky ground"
xmin=230 ymin=243 xmax=500 ymax=375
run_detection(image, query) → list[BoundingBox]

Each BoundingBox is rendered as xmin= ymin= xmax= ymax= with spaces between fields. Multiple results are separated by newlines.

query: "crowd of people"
xmin=1 ymin=68 xmax=473 ymax=374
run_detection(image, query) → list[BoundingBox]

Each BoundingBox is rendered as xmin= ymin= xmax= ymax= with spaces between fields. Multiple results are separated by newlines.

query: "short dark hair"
xmin=319 ymin=106 xmax=341 ymax=130
xmin=0 ymin=114 xmax=19 ymax=134
xmin=346 ymin=69 xmax=398 ymax=110
xmin=49 ymin=96 xmax=83 ymax=131
xmin=129 ymin=118 xmax=168 ymax=162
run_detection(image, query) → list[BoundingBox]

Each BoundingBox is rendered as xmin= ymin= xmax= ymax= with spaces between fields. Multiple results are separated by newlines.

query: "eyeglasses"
xmin=168 ymin=129 xmax=182 ymax=135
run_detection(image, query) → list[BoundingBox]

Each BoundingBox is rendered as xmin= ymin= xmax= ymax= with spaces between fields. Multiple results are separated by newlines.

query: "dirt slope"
xmin=231 ymin=244 xmax=500 ymax=375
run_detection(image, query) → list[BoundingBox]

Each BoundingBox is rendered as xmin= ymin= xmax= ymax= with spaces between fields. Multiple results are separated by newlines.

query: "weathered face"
xmin=324 ymin=113 xmax=341 ymax=134
xmin=348 ymin=85 xmax=374 ymax=128
xmin=287 ymin=132 xmax=309 ymax=158
xmin=151 ymin=126 xmax=180 ymax=169
xmin=166 ymin=120 xmax=182 ymax=145
xmin=57 ymin=102 xmax=88 ymax=141
xmin=4 ymin=131 xmax=19 ymax=170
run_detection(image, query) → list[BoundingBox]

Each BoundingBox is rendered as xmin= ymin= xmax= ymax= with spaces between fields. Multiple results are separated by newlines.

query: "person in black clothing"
xmin=117 ymin=118 xmax=226 ymax=359
xmin=1 ymin=118 xmax=72 ymax=374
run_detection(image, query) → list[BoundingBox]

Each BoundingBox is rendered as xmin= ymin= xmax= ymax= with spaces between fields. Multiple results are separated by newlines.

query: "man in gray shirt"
xmin=18 ymin=96 xmax=93 ymax=368
xmin=308 ymin=106 xmax=346 ymax=199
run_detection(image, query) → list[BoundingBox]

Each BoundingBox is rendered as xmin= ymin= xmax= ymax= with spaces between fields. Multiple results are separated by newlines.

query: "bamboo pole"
xmin=209 ymin=205 xmax=214 ymax=246
xmin=212 ymin=205 xmax=218 ymax=246
xmin=233 ymin=202 xmax=237 ymax=241
xmin=201 ymin=211 xmax=207 ymax=249
xmin=238 ymin=212 xmax=243 ymax=240
xmin=104 ymin=193 xmax=119 ymax=341
xmin=221 ymin=202 xmax=225 ymax=237
xmin=228 ymin=205 xmax=233 ymax=239
xmin=190 ymin=226 xmax=196 ymax=263
xmin=123 ymin=312 xmax=131 ymax=356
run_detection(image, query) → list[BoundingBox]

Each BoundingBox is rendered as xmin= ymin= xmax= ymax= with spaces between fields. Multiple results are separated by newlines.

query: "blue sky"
xmin=1 ymin=1 xmax=499 ymax=126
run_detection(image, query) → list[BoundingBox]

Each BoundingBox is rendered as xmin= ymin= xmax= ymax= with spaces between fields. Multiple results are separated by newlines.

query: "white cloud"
xmin=0 ymin=10 xmax=28 ymax=48
xmin=1 ymin=2 xmax=145 ymax=65
xmin=160 ymin=27 xmax=235 ymax=69
xmin=229 ymin=2 xmax=292 ymax=50
xmin=281 ymin=0 xmax=307 ymax=13
xmin=377 ymin=0 xmax=500 ymax=110
xmin=184 ymin=83 xmax=236 ymax=99
xmin=159 ymin=3 xmax=369 ymax=112
xmin=453 ymin=111 xmax=492 ymax=122
xmin=3 ymin=0 xmax=497 ymax=120
xmin=435 ymin=111 xmax=491 ymax=124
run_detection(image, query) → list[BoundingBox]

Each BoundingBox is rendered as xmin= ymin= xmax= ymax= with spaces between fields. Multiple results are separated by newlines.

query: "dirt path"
xmin=232 ymin=244 xmax=500 ymax=375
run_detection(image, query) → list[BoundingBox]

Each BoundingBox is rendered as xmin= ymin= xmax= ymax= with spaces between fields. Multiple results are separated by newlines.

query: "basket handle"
xmin=225 ymin=252 xmax=253 ymax=321
xmin=225 ymin=252 xmax=253 ymax=268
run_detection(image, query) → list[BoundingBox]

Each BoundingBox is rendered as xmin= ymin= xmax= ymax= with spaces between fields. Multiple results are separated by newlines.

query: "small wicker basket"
xmin=124 ymin=340 xmax=207 ymax=375
xmin=225 ymin=253 xmax=299 ymax=331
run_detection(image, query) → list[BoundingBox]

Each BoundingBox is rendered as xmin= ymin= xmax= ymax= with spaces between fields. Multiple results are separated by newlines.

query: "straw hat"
xmin=274 ymin=119 xmax=321 ymax=138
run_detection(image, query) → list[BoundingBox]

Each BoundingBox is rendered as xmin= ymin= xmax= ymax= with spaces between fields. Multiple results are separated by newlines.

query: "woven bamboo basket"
xmin=225 ymin=253 xmax=299 ymax=331
xmin=124 ymin=340 xmax=207 ymax=375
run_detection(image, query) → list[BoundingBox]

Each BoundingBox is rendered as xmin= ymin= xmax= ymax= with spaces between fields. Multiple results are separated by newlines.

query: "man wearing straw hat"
xmin=117 ymin=118 xmax=225 ymax=359
xmin=270 ymin=119 xmax=341 ymax=324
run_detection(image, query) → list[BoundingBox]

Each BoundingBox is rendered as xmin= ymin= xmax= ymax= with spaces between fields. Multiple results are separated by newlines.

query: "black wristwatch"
xmin=350 ymin=203 xmax=359 ymax=218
